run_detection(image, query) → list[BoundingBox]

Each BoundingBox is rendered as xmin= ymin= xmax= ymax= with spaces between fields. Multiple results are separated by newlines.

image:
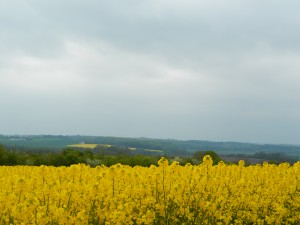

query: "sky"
xmin=1 ymin=0 xmax=300 ymax=144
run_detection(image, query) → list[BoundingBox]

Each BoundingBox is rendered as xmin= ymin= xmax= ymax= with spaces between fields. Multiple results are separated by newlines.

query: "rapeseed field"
xmin=0 ymin=156 xmax=299 ymax=224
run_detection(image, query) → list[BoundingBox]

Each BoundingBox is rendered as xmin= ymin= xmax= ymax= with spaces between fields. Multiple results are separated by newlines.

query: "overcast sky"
xmin=1 ymin=0 xmax=300 ymax=144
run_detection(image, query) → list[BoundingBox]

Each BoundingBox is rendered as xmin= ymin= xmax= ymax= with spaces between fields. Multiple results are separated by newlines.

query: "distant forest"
xmin=0 ymin=135 xmax=299 ymax=165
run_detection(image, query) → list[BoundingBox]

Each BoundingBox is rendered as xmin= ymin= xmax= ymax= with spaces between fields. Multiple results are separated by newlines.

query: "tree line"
xmin=0 ymin=144 xmax=224 ymax=167
xmin=0 ymin=144 xmax=297 ymax=167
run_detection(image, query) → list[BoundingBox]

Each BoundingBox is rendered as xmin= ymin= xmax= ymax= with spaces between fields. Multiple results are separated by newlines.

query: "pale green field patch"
xmin=144 ymin=149 xmax=164 ymax=153
xmin=67 ymin=144 xmax=98 ymax=149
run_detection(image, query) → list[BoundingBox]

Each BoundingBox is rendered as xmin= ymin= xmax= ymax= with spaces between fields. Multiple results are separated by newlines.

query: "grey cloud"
xmin=1 ymin=0 xmax=300 ymax=144
xmin=3 ymin=1 xmax=300 ymax=57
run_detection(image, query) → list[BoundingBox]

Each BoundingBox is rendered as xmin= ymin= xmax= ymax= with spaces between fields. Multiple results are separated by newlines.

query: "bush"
xmin=193 ymin=150 xmax=221 ymax=165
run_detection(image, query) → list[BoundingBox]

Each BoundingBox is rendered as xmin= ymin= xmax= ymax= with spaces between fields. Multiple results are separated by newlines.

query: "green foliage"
xmin=193 ymin=150 xmax=222 ymax=165
xmin=0 ymin=143 xmax=297 ymax=167
xmin=0 ymin=144 xmax=6 ymax=164
xmin=0 ymin=145 xmax=159 ymax=167
xmin=1 ymin=135 xmax=300 ymax=161
xmin=0 ymin=144 xmax=24 ymax=165
xmin=225 ymin=151 xmax=297 ymax=164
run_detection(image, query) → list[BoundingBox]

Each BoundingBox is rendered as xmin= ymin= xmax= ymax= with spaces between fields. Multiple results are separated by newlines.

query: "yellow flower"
xmin=0 ymin=158 xmax=299 ymax=224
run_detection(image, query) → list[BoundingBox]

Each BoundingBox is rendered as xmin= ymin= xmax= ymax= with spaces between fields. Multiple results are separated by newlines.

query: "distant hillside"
xmin=0 ymin=135 xmax=300 ymax=159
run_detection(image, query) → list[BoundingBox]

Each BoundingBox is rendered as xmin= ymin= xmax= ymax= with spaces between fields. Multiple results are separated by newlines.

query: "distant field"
xmin=1 ymin=135 xmax=299 ymax=160
xmin=67 ymin=144 xmax=98 ymax=149
xmin=145 ymin=149 xmax=164 ymax=153
xmin=97 ymin=144 xmax=113 ymax=148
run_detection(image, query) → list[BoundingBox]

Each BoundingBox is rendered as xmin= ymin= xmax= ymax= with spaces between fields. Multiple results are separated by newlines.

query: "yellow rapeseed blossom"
xmin=0 ymin=156 xmax=299 ymax=224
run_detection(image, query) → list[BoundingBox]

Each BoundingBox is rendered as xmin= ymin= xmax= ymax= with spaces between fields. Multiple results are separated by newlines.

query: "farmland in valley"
xmin=0 ymin=135 xmax=300 ymax=164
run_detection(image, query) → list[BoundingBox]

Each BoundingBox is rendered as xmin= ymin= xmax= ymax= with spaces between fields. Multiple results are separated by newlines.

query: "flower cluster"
xmin=0 ymin=156 xmax=299 ymax=224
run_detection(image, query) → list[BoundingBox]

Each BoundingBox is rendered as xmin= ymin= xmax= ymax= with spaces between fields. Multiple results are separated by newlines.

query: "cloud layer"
xmin=1 ymin=0 xmax=300 ymax=144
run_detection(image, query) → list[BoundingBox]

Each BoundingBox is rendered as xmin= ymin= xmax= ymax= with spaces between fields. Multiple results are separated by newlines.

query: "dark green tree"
xmin=193 ymin=150 xmax=221 ymax=165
